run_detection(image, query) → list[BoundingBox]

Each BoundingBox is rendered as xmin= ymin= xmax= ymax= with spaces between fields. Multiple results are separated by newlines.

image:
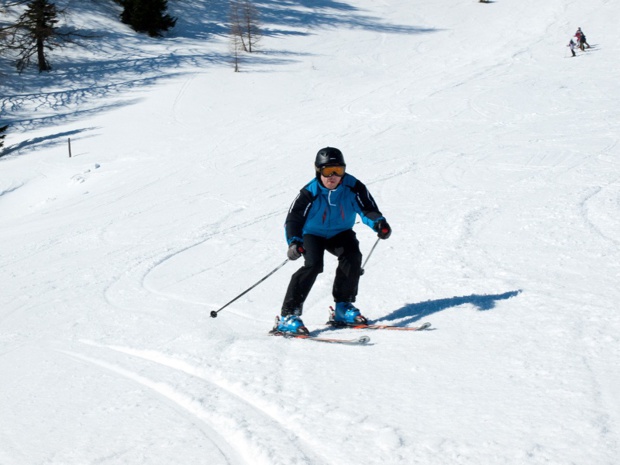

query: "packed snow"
xmin=1 ymin=0 xmax=619 ymax=464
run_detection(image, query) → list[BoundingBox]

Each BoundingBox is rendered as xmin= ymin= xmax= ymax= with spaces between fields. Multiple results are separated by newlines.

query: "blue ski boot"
xmin=272 ymin=314 xmax=309 ymax=335
xmin=329 ymin=302 xmax=368 ymax=326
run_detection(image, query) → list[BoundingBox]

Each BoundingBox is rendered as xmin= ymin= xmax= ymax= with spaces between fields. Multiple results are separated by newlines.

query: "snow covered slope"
xmin=1 ymin=0 xmax=619 ymax=464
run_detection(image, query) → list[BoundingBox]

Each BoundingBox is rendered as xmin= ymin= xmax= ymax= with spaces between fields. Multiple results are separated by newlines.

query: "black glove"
xmin=287 ymin=241 xmax=305 ymax=260
xmin=375 ymin=219 xmax=391 ymax=240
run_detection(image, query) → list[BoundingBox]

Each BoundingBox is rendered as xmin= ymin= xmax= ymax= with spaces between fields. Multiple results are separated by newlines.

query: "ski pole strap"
xmin=210 ymin=259 xmax=289 ymax=318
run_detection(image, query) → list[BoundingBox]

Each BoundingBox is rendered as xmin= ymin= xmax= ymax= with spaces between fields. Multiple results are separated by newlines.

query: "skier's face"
xmin=321 ymin=173 xmax=342 ymax=190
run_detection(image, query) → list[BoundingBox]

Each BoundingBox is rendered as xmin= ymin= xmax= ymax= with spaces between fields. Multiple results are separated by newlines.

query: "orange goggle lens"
xmin=319 ymin=165 xmax=345 ymax=177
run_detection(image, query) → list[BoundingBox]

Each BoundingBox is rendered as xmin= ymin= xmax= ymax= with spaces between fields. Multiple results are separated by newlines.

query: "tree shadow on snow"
xmin=1 ymin=0 xmax=439 ymax=140
xmin=0 ymin=127 xmax=96 ymax=159
xmin=170 ymin=0 xmax=438 ymax=38
xmin=255 ymin=0 xmax=438 ymax=34
xmin=372 ymin=290 xmax=522 ymax=326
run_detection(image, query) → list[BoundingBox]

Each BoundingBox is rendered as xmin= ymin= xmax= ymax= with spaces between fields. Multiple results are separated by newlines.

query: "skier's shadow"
xmin=372 ymin=290 xmax=522 ymax=326
xmin=312 ymin=290 xmax=521 ymax=335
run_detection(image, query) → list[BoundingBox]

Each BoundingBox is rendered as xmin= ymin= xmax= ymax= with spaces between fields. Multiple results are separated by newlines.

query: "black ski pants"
xmin=282 ymin=230 xmax=362 ymax=315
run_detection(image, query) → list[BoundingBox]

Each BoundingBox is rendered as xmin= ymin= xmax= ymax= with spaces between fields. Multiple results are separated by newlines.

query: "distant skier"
xmin=567 ymin=39 xmax=576 ymax=57
xmin=575 ymin=27 xmax=590 ymax=50
xmin=273 ymin=147 xmax=391 ymax=335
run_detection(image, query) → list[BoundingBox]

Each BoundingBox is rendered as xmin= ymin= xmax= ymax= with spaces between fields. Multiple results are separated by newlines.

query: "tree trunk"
xmin=36 ymin=36 xmax=50 ymax=71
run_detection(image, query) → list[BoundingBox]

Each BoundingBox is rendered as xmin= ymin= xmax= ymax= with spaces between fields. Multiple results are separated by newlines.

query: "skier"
xmin=575 ymin=27 xmax=590 ymax=50
xmin=273 ymin=147 xmax=391 ymax=335
xmin=567 ymin=39 xmax=576 ymax=57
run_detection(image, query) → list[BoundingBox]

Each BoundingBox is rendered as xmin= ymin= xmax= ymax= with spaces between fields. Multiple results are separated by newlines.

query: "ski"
xmin=327 ymin=306 xmax=431 ymax=331
xmin=327 ymin=321 xmax=432 ymax=331
xmin=270 ymin=331 xmax=371 ymax=345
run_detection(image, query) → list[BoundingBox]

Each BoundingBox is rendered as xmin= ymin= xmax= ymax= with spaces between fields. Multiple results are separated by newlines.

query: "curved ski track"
xmin=61 ymin=342 xmax=332 ymax=465
xmin=101 ymin=208 xmax=284 ymax=313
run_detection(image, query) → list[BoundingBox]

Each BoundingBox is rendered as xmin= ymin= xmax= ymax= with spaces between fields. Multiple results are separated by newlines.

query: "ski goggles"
xmin=318 ymin=165 xmax=346 ymax=177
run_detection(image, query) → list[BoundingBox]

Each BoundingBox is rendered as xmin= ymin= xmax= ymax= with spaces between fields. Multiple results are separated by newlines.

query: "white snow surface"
xmin=1 ymin=0 xmax=620 ymax=464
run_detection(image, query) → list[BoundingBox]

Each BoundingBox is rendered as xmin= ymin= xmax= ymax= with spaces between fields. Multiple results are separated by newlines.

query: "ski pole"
xmin=210 ymin=259 xmax=289 ymax=318
xmin=360 ymin=237 xmax=381 ymax=276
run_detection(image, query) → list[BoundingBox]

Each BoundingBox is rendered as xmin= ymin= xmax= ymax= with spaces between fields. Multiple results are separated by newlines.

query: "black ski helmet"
xmin=315 ymin=147 xmax=345 ymax=169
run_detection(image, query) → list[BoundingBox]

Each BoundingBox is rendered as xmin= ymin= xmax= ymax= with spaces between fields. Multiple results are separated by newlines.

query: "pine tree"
xmin=120 ymin=0 xmax=176 ymax=37
xmin=11 ymin=0 xmax=59 ymax=72
xmin=1 ymin=1 xmax=94 ymax=73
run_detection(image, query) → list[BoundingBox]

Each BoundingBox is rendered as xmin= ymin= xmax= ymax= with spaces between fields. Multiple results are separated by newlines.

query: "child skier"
xmin=567 ymin=39 xmax=576 ymax=57
xmin=273 ymin=147 xmax=391 ymax=335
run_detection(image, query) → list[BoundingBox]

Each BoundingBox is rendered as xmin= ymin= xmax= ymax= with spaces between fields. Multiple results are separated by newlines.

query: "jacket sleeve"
xmin=351 ymin=180 xmax=385 ymax=229
xmin=284 ymin=188 xmax=314 ymax=244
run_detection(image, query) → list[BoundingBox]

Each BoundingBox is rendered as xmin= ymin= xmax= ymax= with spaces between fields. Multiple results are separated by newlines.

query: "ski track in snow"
xmin=59 ymin=348 xmax=246 ymax=465
xmin=101 ymin=208 xmax=285 ymax=315
xmin=69 ymin=342 xmax=331 ymax=465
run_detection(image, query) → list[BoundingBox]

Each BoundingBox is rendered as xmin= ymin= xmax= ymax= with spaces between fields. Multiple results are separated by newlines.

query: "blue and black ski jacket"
xmin=285 ymin=173 xmax=385 ymax=244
